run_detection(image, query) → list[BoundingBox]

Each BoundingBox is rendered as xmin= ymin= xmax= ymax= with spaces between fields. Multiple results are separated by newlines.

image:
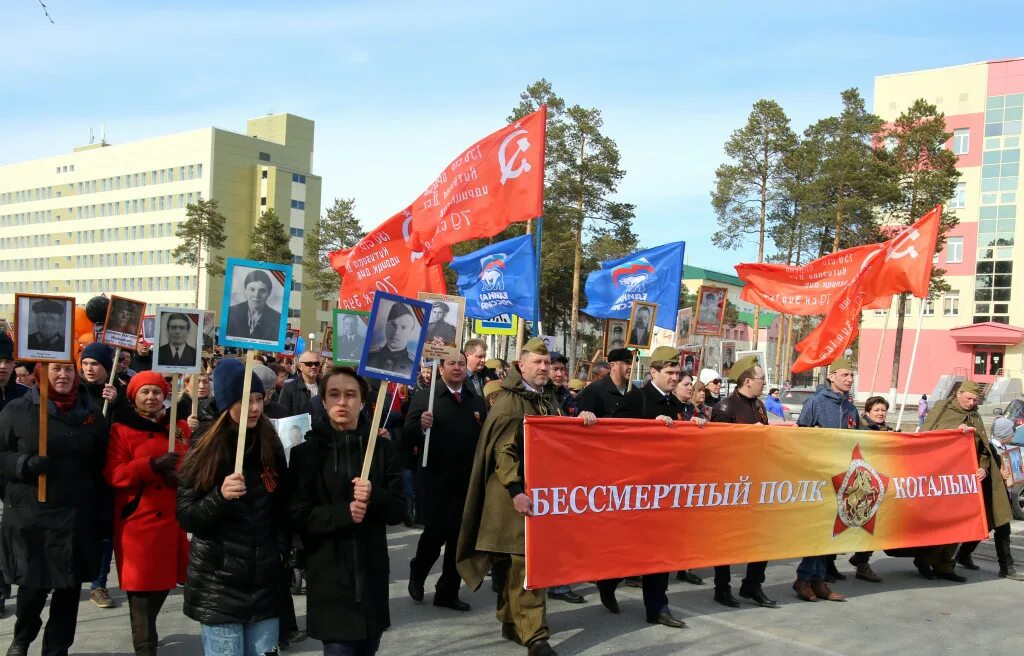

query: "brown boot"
xmin=810 ymin=580 xmax=846 ymax=602
xmin=792 ymin=579 xmax=818 ymax=602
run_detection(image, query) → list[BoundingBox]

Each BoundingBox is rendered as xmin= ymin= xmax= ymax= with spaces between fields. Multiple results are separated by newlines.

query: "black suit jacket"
xmin=577 ymin=375 xmax=629 ymax=418
xmin=615 ymin=381 xmax=686 ymax=420
xmin=158 ymin=344 xmax=197 ymax=367
xmin=225 ymin=302 xmax=281 ymax=342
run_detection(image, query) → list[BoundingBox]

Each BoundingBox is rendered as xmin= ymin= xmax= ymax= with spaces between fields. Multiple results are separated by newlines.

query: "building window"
xmin=292 ymin=173 xmax=306 ymax=184
xmin=946 ymin=236 xmax=963 ymax=264
xmin=289 ymin=227 xmax=305 ymax=237
xmin=260 ymin=197 xmax=267 ymax=206
xmin=292 ymin=254 xmax=302 ymax=264
xmin=922 ymin=298 xmax=935 ymax=316
xmin=943 ymin=291 xmax=960 ymax=316
xmin=259 ymin=152 xmax=271 ymax=162
xmin=950 ymin=182 xmax=966 ymax=209
xmin=261 ymin=169 xmax=268 ymax=179
xmin=196 ymin=164 xmax=202 ymax=178
xmin=953 ymin=128 xmax=970 ymax=155
xmin=290 ymin=200 xmax=305 ymax=210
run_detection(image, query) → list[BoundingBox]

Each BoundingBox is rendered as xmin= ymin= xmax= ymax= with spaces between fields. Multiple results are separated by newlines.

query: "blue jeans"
xmin=796 ymin=556 xmax=826 ymax=582
xmin=201 ymin=618 xmax=279 ymax=655
xmin=324 ymin=633 xmax=381 ymax=655
xmin=91 ymin=538 xmax=114 ymax=590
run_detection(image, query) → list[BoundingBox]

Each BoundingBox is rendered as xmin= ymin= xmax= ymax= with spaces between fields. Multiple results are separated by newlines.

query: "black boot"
xmin=713 ymin=586 xmax=740 ymax=608
xmin=956 ymin=543 xmax=980 ymax=570
xmin=996 ymin=533 xmax=1024 ymax=581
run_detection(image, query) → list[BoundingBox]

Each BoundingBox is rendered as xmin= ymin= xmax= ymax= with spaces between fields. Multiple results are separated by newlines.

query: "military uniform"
xmin=365 ymin=346 xmax=414 ymax=377
xmin=27 ymin=332 xmax=64 ymax=351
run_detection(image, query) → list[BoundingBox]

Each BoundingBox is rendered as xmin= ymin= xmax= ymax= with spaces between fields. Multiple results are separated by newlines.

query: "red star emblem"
xmin=831 ymin=444 xmax=889 ymax=537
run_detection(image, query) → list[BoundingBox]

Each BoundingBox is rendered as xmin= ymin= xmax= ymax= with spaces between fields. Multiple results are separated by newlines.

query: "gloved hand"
xmin=150 ymin=452 xmax=180 ymax=474
xmin=22 ymin=455 xmax=50 ymax=477
xmin=160 ymin=470 xmax=179 ymax=486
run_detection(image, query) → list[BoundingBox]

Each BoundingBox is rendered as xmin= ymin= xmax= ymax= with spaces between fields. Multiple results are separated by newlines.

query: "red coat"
xmin=105 ymin=412 xmax=190 ymax=592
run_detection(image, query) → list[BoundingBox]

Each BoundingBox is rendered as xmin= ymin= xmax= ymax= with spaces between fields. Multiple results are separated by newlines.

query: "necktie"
xmin=452 ymin=391 xmax=462 ymax=403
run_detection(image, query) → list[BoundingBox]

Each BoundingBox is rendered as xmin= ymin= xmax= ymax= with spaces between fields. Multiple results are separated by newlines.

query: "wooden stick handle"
xmin=102 ymin=347 xmax=121 ymax=417
xmin=168 ymin=374 xmax=180 ymax=453
xmin=190 ymin=372 xmax=200 ymax=417
xmin=37 ymin=363 xmax=49 ymax=503
xmin=422 ymin=361 xmax=439 ymax=467
xmin=233 ymin=351 xmax=257 ymax=474
xmin=360 ymin=384 xmax=388 ymax=480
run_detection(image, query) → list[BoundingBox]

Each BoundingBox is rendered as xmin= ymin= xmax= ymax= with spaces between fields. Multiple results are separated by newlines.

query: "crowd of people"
xmin=0 ymin=329 xmax=1022 ymax=656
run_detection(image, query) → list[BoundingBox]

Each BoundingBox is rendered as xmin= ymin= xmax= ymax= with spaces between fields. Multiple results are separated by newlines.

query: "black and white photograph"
xmin=201 ymin=310 xmax=216 ymax=351
xmin=152 ymin=306 xmax=204 ymax=374
xmin=626 ymin=301 xmax=657 ymax=350
xmin=102 ymin=295 xmax=146 ymax=350
xmin=674 ymin=307 xmax=693 ymax=347
xmin=358 ymin=291 xmax=430 ymax=386
xmin=141 ymin=315 xmax=156 ymax=346
xmin=219 ymin=257 xmax=292 ymax=351
xmin=14 ymin=293 xmax=75 ymax=363
xmin=320 ymin=327 xmax=334 ymax=359
xmin=284 ymin=329 xmax=299 ymax=357
xmin=603 ymin=319 xmax=628 ymax=354
xmin=540 ymin=335 xmax=556 ymax=353
xmin=270 ymin=413 xmax=312 ymax=464
xmin=333 ymin=310 xmax=369 ymax=366
xmin=418 ymin=292 xmax=466 ymax=361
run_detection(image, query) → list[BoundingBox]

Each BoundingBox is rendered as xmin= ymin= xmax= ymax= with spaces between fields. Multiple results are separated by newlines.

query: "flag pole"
xmin=866 ymin=295 xmax=894 ymax=399
xmin=895 ymin=300 xmax=927 ymax=430
xmin=534 ymin=215 xmax=543 ymax=338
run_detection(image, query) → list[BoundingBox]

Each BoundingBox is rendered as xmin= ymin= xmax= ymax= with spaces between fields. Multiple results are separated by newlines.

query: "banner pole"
xmin=102 ymin=347 xmax=122 ymax=417
xmin=167 ymin=374 xmax=180 ymax=453
xmin=37 ymin=363 xmax=49 ymax=503
xmin=867 ymin=295 xmax=894 ymax=399
xmin=534 ymin=215 xmax=543 ymax=337
xmin=895 ymin=302 xmax=926 ymax=430
xmin=233 ymin=350 xmax=257 ymax=474
xmin=422 ymin=361 xmax=439 ymax=467
xmin=360 ymin=384 xmax=390 ymax=480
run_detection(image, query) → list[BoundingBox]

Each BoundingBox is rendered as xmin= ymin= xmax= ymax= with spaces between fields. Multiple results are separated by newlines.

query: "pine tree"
xmin=304 ymin=198 xmax=366 ymax=300
xmin=171 ymin=198 xmax=227 ymax=306
xmin=248 ymin=208 xmax=293 ymax=264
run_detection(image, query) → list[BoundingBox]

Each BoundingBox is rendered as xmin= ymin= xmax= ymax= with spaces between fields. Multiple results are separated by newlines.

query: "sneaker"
xmin=90 ymin=587 xmax=116 ymax=608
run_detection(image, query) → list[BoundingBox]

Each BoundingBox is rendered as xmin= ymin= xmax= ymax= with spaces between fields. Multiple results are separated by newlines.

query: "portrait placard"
xmin=332 ymin=310 xmax=369 ymax=366
xmin=271 ymin=413 xmax=312 ymax=465
xmin=13 ymin=293 xmax=75 ymax=363
xmin=283 ymin=328 xmax=300 ymax=358
xmin=603 ymin=319 xmax=628 ymax=353
xmin=201 ymin=311 xmax=217 ymax=352
xmin=320 ymin=327 xmax=334 ymax=359
xmin=674 ymin=307 xmax=693 ymax=347
xmin=418 ymin=292 xmax=466 ymax=361
xmin=1005 ymin=446 xmax=1024 ymax=485
xmin=141 ymin=315 xmax=156 ymax=346
xmin=219 ymin=258 xmax=293 ymax=351
xmin=152 ymin=307 xmax=204 ymax=374
xmin=357 ymin=292 xmax=430 ymax=386
xmin=626 ymin=301 xmax=657 ymax=350
xmin=694 ymin=285 xmax=727 ymax=337
xmin=102 ymin=295 xmax=146 ymax=350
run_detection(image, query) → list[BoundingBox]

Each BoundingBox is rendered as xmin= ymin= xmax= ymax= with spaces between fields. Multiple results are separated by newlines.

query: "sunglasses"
xmin=300 ymin=361 xmax=321 ymax=367
xmin=710 ymin=379 xmax=722 ymax=385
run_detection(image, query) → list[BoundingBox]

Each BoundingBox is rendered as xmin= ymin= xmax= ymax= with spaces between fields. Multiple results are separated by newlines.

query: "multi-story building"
xmin=860 ymin=58 xmax=1024 ymax=401
xmin=0 ymin=113 xmax=326 ymax=339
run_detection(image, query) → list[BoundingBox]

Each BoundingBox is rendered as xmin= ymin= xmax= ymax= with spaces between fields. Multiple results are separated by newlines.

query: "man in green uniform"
xmin=457 ymin=338 xmax=596 ymax=656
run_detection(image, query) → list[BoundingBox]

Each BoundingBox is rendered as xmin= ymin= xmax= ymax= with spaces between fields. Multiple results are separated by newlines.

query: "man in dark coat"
xmin=709 ymin=355 xmax=780 ymax=610
xmin=0 ymin=333 xmax=28 ymax=613
xmin=278 ymin=352 xmax=323 ymax=417
xmin=403 ymin=352 xmax=485 ymax=611
xmin=577 ymin=348 xmax=633 ymax=418
xmin=593 ymin=346 xmax=688 ymax=628
xmin=27 ymin=298 xmax=67 ymax=352
xmin=225 ymin=268 xmax=282 ymax=342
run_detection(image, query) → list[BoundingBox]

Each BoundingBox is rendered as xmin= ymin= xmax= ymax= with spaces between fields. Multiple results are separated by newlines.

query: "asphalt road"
xmin=2 ymin=523 xmax=1023 ymax=655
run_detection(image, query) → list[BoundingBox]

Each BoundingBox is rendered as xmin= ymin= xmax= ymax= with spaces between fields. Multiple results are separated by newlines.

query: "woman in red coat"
xmin=104 ymin=371 xmax=190 ymax=656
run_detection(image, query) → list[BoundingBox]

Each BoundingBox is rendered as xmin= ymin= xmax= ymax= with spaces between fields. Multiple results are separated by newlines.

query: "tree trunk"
xmin=889 ymin=293 xmax=908 ymax=394
xmin=832 ymin=183 xmax=845 ymax=253
xmin=753 ymin=154 xmax=767 ymax=349
xmin=569 ymin=136 xmax=586 ymax=371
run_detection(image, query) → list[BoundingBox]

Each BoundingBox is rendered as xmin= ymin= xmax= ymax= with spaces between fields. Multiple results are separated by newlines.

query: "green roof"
xmin=736 ymin=310 xmax=778 ymax=329
xmin=683 ymin=265 xmax=744 ymax=288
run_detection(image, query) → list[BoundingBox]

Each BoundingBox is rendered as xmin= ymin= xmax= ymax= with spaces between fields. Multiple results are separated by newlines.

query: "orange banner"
xmin=523 ymin=417 xmax=987 ymax=589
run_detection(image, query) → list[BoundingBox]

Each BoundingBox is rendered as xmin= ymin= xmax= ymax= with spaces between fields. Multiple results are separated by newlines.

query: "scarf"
xmin=33 ymin=363 xmax=78 ymax=413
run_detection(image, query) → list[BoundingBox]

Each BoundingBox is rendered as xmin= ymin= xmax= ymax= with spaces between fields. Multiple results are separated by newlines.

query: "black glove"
xmin=160 ymin=470 xmax=179 ymax=487
xmin=22 ymin=455 xmax=50 ymax=477
xmin=150 ymin=452 xmax=180 ymax=474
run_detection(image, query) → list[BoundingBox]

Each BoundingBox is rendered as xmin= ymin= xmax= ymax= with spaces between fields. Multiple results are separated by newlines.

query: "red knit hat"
xmin=127 ymin=370 xmax=170 ymax=401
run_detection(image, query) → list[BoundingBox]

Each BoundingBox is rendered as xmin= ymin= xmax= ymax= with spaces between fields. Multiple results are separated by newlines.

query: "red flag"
xmin=405 ymin=106 xmax=546 ymax=264
xmin=790 ymin=205 xmax=942 ymax=373
xmin=333 ymin=209 xmax=450 ymax=313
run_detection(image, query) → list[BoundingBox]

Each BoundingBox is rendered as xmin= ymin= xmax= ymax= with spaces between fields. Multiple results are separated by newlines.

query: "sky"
xmin=3 ymin=0 xmax=1024 ymax=272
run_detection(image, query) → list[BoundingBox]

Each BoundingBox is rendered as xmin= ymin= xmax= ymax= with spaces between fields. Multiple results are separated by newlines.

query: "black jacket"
xmin=577 ymin=375 xmax=629 ymax=418
xmin=278 ymin=376 xmax=317 ymax=417
xmin=402 ymin=382 xmax=485 ymax=527
xmin=176 ymin=422 xmax=290 ymax=625
xmin=711 ymin=390 xmax=769 ymax=426
xmin=614 ymin=381 xmax=687 ymax=420
xmin=289 ymin=419 xmax=406 ymax=642
xmin=0 ymin=387 xmax=107 ymax=588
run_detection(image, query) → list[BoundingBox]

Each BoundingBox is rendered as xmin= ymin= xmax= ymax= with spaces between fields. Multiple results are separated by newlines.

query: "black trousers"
xmin=713 ymin=561 xmax=767 ymax=591
xmin=12 ymin=585 xmax=81 ymax=656
xmin=596 ymin=574 xmax=669 ymax=617
xmin=958 ymin=522 xmax=1012 ymax=560
xmin=410 ymin=523 xmax=462 ymax=601
xmin=127 ymin=589 xmax=169 ymax=656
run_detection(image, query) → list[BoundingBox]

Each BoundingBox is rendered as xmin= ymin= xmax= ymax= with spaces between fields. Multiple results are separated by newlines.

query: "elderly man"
xmin=578 ymin=349 xmax=633 ymax=418
xmin=28 ymin=298 xmax=66 ymax=351
xmin=278 ymin=351 xmax=323 ymax=417
xmin=457 ymin=338 xmax=596 ymax=656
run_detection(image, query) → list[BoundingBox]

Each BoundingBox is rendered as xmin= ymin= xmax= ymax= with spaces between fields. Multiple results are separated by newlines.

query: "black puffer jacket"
xmin=176 ymin=418 xmax=289 ymax=625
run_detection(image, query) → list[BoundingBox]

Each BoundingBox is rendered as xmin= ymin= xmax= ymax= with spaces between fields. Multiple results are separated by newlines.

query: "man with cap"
xmin=366 ymin=303 xmax=416 ymax=377
xmin=28 ymin=298 xmax=67 ymax=352
xmin=486 ymin=358 xmax=507 ymax=381
xmin=709 ymin=355 xmax=780 ymax=609
xmin=592 ymin=346 xmax=689 ymax=628
xmin=425 ymin=301 xmax=457 ymax=346
xmin=578 ymin=348 xmax=633 ymax=419
xmin=792 ymin=357 xmax=858 ymax=601
xmin=457 ymin=338 xmax=597 ymax=656
xmin=79 ymin=342 xmax=127 ymax=423
xmin=921 ymin=381 xmax=1024 ymax=581
xmin=699 ymin=368 xmax=724 ymax=405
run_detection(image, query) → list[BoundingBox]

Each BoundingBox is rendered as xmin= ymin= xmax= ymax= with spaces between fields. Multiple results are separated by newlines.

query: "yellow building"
xmin=0 ymin=113 xmax=327 ymax=339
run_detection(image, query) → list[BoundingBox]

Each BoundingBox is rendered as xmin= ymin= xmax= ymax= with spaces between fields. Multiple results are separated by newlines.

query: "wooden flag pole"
xmin=102 ymin=347 xmax=122 ymax=417
xmin=190 ymin=372 xmax=200 ymax=418
xmin=233 ymin=351 xmax=257 ymax=474
xmin=360 ymin=384 xmax=389 ymax=480
xmin=37 ymin=363 xmax=49 ymax=503
xmin=421 ymin=360 xmax=440 ymax=467
xmin=167 ymin=374 xmax=180 ymax=453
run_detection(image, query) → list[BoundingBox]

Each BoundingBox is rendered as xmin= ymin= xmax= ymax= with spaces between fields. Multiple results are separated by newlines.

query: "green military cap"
xmin=728 ymin=354 xmax=760 ymax=380
xmin=485 ymin=358 xmax=503 ymax=369
xmin=522 ymin=337 xmax=549 ymax=356
xmin=649 ymin=345 xmax=680 ymax=363
xmin=483 ymin=380 xmax=503 ymax=397
xmin=828 ymin=357 xmax=854 ymax=373
xmin=959 ymin=380 xmax=981 ymax=395
xmin=568 ymin=378 xmax=585 ymax=391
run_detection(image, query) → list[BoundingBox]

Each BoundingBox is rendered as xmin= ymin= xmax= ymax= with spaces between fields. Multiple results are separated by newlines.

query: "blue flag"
xmin=581 ymin=241 xmax=685 ymax=330
xmin=450 ymin=234 xmax=537 ymax=322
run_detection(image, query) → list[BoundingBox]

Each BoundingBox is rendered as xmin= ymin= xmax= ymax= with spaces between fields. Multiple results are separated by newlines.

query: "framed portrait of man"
xmin=357 ymin=291 xmax=430 ymax=386
xmin=219 ymin=258 xmax=293 ymax=351
xmin=674 ymin=307 xmax=693 ymax=347
xmin=141 ymin=315 xmax=156 ymax=347
xmin=694 ymin=285 xmax=727 ymax=337
xmin=200 ymin=311 xmax=217 ymax=352
xmin=102 ymin=295 xmax=146 ymax=350
xmin=603 ymin=319 xmax=628 ymax=354
xmin=332 ymin=310 xmax=369 ymax=366
xmin=320 ymin=327 xmax=334 ymax=359
xmin=14 ymin=293 xmax=75 ymax=363
xmin=152 ymin=306 xmax=204 ymax=374
xmin=418 ymin=292 xmax=466 ymax=361
xmin=626 ymin=301 xmax=657 ymax=350
xmin=283 ymin=328 xmax=300 ymax=358
xmin=270 ymin=413 xmax=312 ymax=465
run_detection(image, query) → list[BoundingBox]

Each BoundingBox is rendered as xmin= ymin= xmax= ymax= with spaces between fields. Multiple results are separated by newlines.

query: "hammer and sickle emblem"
xmin=401 ymin=210 xmax=424 ymax=263
xmin=499 ymin=127 xmax=532 ymax=184
xmin=886 ymin=228 xmax=920 ymax=261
